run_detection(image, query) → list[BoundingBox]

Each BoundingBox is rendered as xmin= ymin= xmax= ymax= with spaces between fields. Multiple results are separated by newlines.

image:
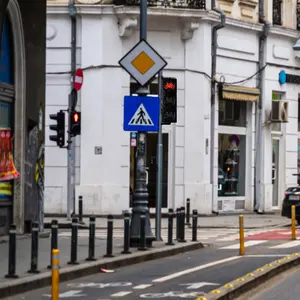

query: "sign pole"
xmin=155 ymin=71 xmax=163 ymax=241
xmin=129 ymin=0 xmax=155 ymax=247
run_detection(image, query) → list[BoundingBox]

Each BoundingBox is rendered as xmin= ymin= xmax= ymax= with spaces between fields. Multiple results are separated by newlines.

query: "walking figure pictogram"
xmin=128 ymin=104 xmax=154 ymax=126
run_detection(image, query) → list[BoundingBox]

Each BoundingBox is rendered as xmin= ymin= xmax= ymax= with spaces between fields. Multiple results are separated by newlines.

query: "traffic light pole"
xmin=155 ymin=71 xmax=163 ymax=241
xmin=130 ymin=0 xmax=155 ymax=247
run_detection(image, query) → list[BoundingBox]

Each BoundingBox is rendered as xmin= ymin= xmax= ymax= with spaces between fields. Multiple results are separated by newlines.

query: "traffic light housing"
xmin=49 ymin=111 xmax=65 ymax=147
xmin=70 ymin=111 xmax=81 ymax=136
xmin=161 ymin=77 xmax=177 ymax=125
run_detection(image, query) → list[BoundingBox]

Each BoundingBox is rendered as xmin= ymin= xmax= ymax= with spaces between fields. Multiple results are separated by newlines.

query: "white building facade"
xmin=45 ymin=0 xmax=300 ymax=216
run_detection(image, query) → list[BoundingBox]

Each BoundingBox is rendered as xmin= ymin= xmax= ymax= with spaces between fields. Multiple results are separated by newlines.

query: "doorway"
xmin=272 ymin=137 xmax=280 ymax=207
xmin=130 ymin=133 xmax=169 ymax=208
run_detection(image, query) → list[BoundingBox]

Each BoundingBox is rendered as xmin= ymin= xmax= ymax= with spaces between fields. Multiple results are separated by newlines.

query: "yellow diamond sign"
xmin=118 ymin=39 xmax=167 ymax=86
xmin=131 ymin=51 xmax=155 ymax=75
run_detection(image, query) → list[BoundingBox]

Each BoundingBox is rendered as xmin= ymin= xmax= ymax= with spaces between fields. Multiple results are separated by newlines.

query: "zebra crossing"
xmin=57 ymin=227 xmax=300 ymax=251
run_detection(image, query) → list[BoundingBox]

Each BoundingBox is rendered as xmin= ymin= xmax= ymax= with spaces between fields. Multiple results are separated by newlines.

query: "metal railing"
xmin=115 ymin=0 xmax=206 ymax=9
xmin=273 ymin=0 xmax=282 ymax=25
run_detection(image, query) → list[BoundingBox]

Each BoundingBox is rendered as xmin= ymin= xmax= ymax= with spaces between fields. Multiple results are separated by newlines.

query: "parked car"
xmin=282 ymin=174 xmax=300 ymax=224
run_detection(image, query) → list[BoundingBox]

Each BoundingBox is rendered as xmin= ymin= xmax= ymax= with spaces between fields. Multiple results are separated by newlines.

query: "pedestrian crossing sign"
xmin=123 ymin=95 xmax=160 ymax=132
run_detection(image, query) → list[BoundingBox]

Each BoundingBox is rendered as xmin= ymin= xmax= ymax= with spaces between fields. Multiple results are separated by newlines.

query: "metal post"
xmin=5 ymin=224 xmax=18 ymax=278
xmin=122 ymin=211 xmax=131 ymax=254
xmin=192 ymin=209 xmax=198 ymax=242
xmin=138 ymin=211 xmax=147 ymax=251
xmin=176 ymin=208 xmax=180 ymax=240
xmin=166 ymin=209 xmax=174 ymax=246
xmin=51 ymin=249 xmax=60 ymax=300
xmin=155 ymin=71 xmax=163 ymax=241
xmin=67 ymin=0 xmax=77 ymax=220
xmin=68 ymin=217 xmax=79 ymax=264
xmin=86 ymin=216 xmax=96 ymax=261
xmin=185 ymin=198 xmax=191 ymax=226
xmin=130 ymin=0 xmax=155 ymax=248
xmin=104 ymin=215 xmax=114 ymax=257
xmin=48 ymin=220 xmax=58 ymax=269
xmin=28 ymin=222 xmax=40 ymax=273
xmin=239 ymin=215 xmax=245 ymax=256
xmin=291 ymin=205 xmax=296 ymax=240
xmin=78 ymin=195 xmax=84 ymax=224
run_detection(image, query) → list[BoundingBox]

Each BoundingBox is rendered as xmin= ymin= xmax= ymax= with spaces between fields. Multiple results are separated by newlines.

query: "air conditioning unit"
xmin=271 ymin=100 xmax=289 ymax=123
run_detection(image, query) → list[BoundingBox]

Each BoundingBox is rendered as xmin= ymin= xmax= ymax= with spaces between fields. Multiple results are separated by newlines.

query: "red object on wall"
xmin=0 ymin=129 xmax=19 ymax=182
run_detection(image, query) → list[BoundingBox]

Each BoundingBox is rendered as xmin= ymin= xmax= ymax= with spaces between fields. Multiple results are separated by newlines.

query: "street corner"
xmin=201 ymin=252 xmax=300 ymax=300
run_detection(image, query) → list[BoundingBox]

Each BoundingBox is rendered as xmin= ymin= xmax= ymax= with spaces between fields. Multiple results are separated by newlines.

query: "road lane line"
xmin=111 ymin=291 xmax=132 ymax=297
xmin=133 ymin=284 xmax=152 ymax=289
xmin=152 ymin=256 xmax=241 ymax=283
xmin=270 ymin=240 xmax=300 ymax=249
xmin=246 ymin=254 xmax=290 ymax=257
xmin=220 ymin=240 xmax=267 ymax=249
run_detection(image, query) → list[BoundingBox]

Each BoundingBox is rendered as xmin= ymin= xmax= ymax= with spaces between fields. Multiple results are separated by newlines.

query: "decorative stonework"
xmin=181 ymin=21 xmax=200 ymax=40
xmin=118 ymin=17 xmax=138 ymax=38
xmin=217 ymin=0 xmax=235 ymax=15
xmin=238 ymin=0 xmax=258 ymax=20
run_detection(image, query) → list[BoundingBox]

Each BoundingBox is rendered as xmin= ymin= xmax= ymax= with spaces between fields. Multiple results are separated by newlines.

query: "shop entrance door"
xmin=272 ymin=137 xmax=280 ymax=207
xmin=129 ymin=133 xmax=169 ymax=208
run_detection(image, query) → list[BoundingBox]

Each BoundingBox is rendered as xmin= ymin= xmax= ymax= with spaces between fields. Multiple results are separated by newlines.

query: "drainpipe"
xmin=210 ymin=2 xmax=225 ymax=213
xmin=67 ymin=0 xmax=77 ymax=218
xmin=254 ymin=0 xmax=270 ymax=213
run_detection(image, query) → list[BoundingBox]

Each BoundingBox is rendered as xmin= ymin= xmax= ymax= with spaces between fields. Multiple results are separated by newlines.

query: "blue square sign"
xmin=123 ymin=95 xmax=160 ymax=132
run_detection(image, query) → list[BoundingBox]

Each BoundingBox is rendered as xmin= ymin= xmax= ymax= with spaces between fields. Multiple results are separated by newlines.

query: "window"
xmin=271 ymin=92 xmax=282 ymax=132
xmin=219 ymin=100 xmax=247 ymax=127
xmin=218 ymin=134 xmax=246 ymax=197
xmin=273 ymin=0 xmax=282 ymax=25
xmin=0 ymin=102 xmax=12 ymax=128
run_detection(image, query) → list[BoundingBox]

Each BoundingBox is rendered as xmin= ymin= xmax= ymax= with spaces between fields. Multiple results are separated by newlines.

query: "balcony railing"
xmin=297 ymin=0 xmax=300 ymax=29
xmin=114 ymin=0 xmax=206 ymax=9
xmin=273 ymin=0 xmax=282 ymax=25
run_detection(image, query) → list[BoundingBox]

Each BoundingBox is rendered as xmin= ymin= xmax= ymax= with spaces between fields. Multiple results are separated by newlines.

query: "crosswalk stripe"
xmin=269 ymin=240 xmax=300 ymax=249
xmin=133 ymin=284 xmax=152 ymax=289
xmin=220 ymin=240 xmax=267 ymax=249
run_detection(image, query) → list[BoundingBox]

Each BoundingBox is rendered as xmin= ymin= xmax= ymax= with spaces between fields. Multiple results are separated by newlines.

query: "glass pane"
xmin=271 ymin=92 xmax=281 ymax=132
xmin=218 ymin=134 xmax=246 ymax=197
xmin=0 ymin=102 xmax=11 ymax=128
xmin=219 ymin=100 xmax=246 ymax=127
xmin=272 ymin=138 xmax=280 ymax=206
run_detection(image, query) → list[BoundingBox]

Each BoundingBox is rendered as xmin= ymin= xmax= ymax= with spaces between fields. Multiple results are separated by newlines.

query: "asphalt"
xmin=5 ymin=241 xmax=297 ymax=300
xmin=241 ymin=265 xmax=300 ymax=300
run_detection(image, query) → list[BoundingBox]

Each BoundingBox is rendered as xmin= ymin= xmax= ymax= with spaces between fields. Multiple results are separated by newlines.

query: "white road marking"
xmin=180 ymin=282 xmax=219 ymax=289
xmin=111 ymin=291 xmax=132 ymax=297
xmin=152 ymin=256 xmax=241 ymax=283
xmin=43 ymin=290 xmax=86 ymax=298
xmin=270 ymin=240 xmax=300 ymax=249
xmin=246 ymin=254 xmax=290 ymax=257
xmin=133 ymin=284 xmax=152 ymax=289
xmin=220 ymin=240 xmax=267 ymax=249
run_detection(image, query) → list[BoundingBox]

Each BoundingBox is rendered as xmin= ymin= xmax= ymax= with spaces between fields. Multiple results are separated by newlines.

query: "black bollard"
xmin=28 ymin=222 xmax=40 ymax=273
xmin=47 ymin=219 xmax=58 ymax=269
xmin=78 ymin=196 xmax=84 ymax=224
xmin=166 ymin=209 xmax=174 ymax=246
xmin=121 ymin=211 xmax=131 ymax=254
xmin=138 ymin=211 xmax=147 ymax=251
xmin=68 ymin=218 xmax=79 ymax=265
xmin=5 ymin=224 xmax=18 ymax=278
xmin=104 ymin=215 xmax=114 ymax=257
xmin=185 ymin=198 xmax=191 ymax=226
xmin=178 ymin=207 xmax=186 ymax=243
xmin=192 ymin=209 xmax=198 ymax=242
xmin=86 ymin=216 xmax=96 ymax=261
xmin=176 ymin=208 xmax=180 ymax=241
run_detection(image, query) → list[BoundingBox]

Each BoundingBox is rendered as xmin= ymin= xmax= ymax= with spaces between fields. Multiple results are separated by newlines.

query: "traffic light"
xmin=49 ymin=111 xmax=65 ymax=147
xmin=70 ymin=111 xmax=81 ymax=136
xmin=161 ymin=77 xmax=177 ymax=125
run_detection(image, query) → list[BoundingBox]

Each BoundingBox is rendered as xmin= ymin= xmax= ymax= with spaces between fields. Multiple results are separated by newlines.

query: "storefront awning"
xmin=219 ymin=85 xmax=260 ymax=102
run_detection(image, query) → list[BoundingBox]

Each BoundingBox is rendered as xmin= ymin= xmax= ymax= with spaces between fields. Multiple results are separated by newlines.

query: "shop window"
xmin=219 ymin=100 xmax=247 ymax=127
xmin=271 ymin=92 xmax=282 ymax=132
xmin=218 ymin=134 xmax=246 ymax=197
xmin=0 ymin=101 xmax=12 ymax=128
xmin=298 ymin=95 xmax=300 ymax=132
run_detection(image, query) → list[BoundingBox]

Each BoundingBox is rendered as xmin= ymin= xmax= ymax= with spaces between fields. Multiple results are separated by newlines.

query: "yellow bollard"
xmin=291 ymin=205 xmax=296 ymax=240
xmin=239 ymin=215 xmax=245 ymax=255
xmin=51 ymin=249 xmax=60 ymax=300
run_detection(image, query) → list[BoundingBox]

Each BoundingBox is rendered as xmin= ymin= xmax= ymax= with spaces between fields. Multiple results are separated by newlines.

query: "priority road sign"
xmin=74 ymin=68 xmax=84 ymax=91
xmin=123 ymin=95 xmax=160 ymax=132
xmin=119 ymin=39 xmax=167 ymax=87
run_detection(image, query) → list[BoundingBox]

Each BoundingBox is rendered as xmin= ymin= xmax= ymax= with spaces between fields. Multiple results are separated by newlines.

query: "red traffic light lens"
xmin=73 ymin=113 xmax=79 ymax=123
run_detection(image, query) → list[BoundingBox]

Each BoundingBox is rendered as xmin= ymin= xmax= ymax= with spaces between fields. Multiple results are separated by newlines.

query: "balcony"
xmin=114 ymin=0 xmax=206 ymax=10
xmin=273 ymin=0 xmax=282 ymax=25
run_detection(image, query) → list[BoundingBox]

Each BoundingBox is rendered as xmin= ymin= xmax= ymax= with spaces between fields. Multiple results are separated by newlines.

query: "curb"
xmin=0 ymin=241 xmax=204 ymax=299
xmin=199 ymin=252 xmax=300 ymax=300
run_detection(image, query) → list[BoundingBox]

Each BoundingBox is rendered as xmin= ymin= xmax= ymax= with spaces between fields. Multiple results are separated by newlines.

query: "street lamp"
xmin=293 ymin=39 xmax=300 ymax=51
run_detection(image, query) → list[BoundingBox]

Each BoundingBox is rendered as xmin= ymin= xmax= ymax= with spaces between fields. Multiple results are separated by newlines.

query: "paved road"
xmin=238 ymin=265 xmax=300 ymax=300
xmin=6 ymin=240 xmax=299 ymax=300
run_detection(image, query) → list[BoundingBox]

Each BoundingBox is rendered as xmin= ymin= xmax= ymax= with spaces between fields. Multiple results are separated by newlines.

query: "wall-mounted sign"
xmin=279 ymin=70 xmax=300 ymax=85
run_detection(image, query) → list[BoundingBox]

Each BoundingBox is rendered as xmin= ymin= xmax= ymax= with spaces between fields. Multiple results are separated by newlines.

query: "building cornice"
xmin=46 ymin=4 xmax=300 ymax=39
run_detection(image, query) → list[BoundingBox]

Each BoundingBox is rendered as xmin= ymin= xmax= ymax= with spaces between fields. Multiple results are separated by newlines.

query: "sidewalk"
xmin=44 ymin=213 xmax=290 ymax=229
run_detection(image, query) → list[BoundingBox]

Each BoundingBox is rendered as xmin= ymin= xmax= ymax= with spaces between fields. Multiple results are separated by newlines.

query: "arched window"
xmin=0 ymin=14 xmax=13 ymax=85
